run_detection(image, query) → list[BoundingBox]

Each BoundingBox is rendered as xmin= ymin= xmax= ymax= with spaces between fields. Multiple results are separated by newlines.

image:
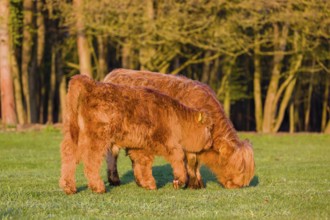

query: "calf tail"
xmin=64 ymin=74 xmax=94 ymax=145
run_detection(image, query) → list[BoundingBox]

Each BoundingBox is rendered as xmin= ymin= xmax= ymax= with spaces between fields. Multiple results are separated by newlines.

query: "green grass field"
xmin=0 ymin=129 xmax=329 ymax=219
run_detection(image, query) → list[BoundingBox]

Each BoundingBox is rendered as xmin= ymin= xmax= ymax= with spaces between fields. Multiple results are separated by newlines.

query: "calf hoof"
xmin=186 ymin=179 xmax=205 ymax=189
xmin=137 ymin=180 xmax=157 ymax=190
xmin=92 ymin=187 xmax=106 ymax=194
xmin=89 ymin=182 xmax=106 ymax=194
xmin=59 ymin=179 xmax=77 ymax=195
xmin=145 ymin=181 xmax=157 ymax=190
xmin=197 ymin=179 xmax=205 ymax=188
xmin=62 ymin=186 xmax=77 ymax=195
xmin=108 ymin=178 xmax=121 ymax=186
xmin=107 ymin=171 xmax=121 ymax=186
xmin=91 ymin=187 xmax=106 ymax=194
xmin=173 ymin=180 xmax=184 ymax=189
xmin=143 ymin=184 xmax=157 ymax=190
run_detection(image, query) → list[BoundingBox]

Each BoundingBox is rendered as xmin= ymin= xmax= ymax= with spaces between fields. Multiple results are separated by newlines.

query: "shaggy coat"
xmin=59 ymin=75 xmax=213 ymax=194
xmin=104 ymin=69 xmax=255 ymax=189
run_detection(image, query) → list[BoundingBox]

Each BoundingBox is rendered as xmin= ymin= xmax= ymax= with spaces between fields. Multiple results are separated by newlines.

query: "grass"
xmin=0 ymin=129 xmax=329 ymax=219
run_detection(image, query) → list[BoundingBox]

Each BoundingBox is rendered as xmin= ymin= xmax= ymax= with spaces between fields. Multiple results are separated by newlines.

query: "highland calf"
xmin=59 ymin=75 xmax=213 ymax=194
xmin=104 ymin=69 xmax=255 ymax=189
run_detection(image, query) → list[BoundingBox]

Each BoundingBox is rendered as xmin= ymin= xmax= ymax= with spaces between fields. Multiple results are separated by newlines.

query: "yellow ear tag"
xmin=198 ymin=112 xmax=203 ymax=123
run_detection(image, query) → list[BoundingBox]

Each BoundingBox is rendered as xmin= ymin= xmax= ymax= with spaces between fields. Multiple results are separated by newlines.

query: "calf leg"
xmin=186 ymin=153 xmax=204 ymax=189
xmin=106 ymin=146 xmax=121 ymax=186
xmin=128 ymin=149 xmax=156 ymax=190
xmin=81 ymin=137 xmax=106 ymax=193
xmin=195 ymin=162 xmax=204 ymax=188
xmin=164 ymin=147 xmax=188 ymax=189
xmin=59 ymin=136 xmax=78 ymax=194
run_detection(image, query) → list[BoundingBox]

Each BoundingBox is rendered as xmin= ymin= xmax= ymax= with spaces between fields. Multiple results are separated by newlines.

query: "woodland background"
xmin=0 ymin=0 xmax=329 ymax=133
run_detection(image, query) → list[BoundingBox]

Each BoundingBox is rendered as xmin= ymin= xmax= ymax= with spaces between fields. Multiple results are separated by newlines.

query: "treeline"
xmin=0 ymin=0 xmax=329 ymax=133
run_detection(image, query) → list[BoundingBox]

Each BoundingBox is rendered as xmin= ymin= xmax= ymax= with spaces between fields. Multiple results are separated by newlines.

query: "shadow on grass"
xmin=118 ymin=164 xmax=259 ymax=189
xmin=249 ymin=175 xmax=259 ymax=187
xmin=118 ymin=164 xmax=218 ymax=189
xmin=119 ymin=164 xmax=174 ymax=188
xmin=77 ymin=185 xmax=88 ymax=193
xmin=76 ymin=172 xmax=258 ymax=193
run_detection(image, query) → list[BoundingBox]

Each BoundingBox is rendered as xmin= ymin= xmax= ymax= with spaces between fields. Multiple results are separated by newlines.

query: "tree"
xmin=0 ymin=0 xmax=17 ymax=126
xmin=325 ymin=121 xmax=330 ymax=134
xmin=234 ymin=0 xmax=329 ymax=132
xmin=73 ymin=0 xmax=92 ymax=76
xmin=3 ymin=0 xmax=327 ymax=132
xmin=21 ymin=0 xmax=34 ymax=123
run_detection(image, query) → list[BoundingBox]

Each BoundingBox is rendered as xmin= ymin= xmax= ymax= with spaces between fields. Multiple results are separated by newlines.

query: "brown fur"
xmin=104 ymin=69 xmax=255 ymax=189
xmin=59 ymin=75 xmax=213 ymax=194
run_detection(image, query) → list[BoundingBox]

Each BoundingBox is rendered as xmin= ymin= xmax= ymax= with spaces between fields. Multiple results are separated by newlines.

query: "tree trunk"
xmin=37 ymin=0 xmax=45 ymax=68
xmin=201 ymin=51 xmax=212 ymax=83
xmin=73 ymin=0 xmax=92 ymax=77
xmin=122 ymin=42 xmax=132 ymax=69
xmin=324 ymin=120 xmax=330 ymax=134
xmin=0 ymin=79 xmax=1 ymax=120
xmin=59 ymin=76 xmax=66 ymax=123
xmin=224 ymin=81 xmax=231 ymax=118
xmin=253 ymin=35 xmax=263 ymax=132
xmin=47 ymin=48 xmax=56 ymax=123
xmin=209 ymin=58 xmax=220 ymax=90
xmin=294 ymin=79 xmax=303 ymax=131
xmin=262 ymin=23 xmax=289 ymax=133
xmin=21 ymin=0 xmax=34 ymax=123
xmin=36 ymin=0 xmax=45 ymax=123
xmin=139 ymin=47 xmax=155 ymax=70
xmin=56 ymin=47 xmax=65 ymax=123
xmin=289 ymin=101 xmax=295 ymax=133
xmin=97 ymin=35 xmax=107 ymax=80
xmin=321 ymin=73 xmax=329 ymax=131
xmin=159 ymin=63 xmax=169 ymax=74
xmin=217 ymin=57 xmax=234 ymax=99
xmin=0 ymin=0 xmax=17 ymax=126
xmin=304 ymin=73 xmax=314 ymax=131
xmin=29 ymin=0 xmax=38 ymax=123
xmin=11 ymin=52 xmax=25 ymax=124
xmin=218 ymin=57 xmax=235 ymax=117
xmin=139 ymin=0 xmax=155 ymax=70
xmin=36 ymin=0 xmax=45 ymax=122
xmin=39 ymin=81 xmax=46 ymax=123
xmin=273 ymin=33 xmax=304 ymax=132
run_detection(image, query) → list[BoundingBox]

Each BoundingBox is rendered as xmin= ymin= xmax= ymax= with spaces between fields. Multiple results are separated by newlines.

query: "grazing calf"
xmin=59 ymin=75 xmax=213 ymax=194
xmin=104 ymin=69 xmax=255 ymax=189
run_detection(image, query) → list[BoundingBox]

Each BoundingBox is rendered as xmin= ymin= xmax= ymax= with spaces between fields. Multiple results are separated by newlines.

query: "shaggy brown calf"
xmin=59 ymin=75 xmax=213 ymax=194
xmin=104 ymin=69 xmax=255 ymax=189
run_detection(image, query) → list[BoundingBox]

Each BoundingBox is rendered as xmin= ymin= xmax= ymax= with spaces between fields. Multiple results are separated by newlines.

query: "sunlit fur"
xmin=104 ymin=69 xmax=255 ymax=189
xmin=59 ymin=75 xmax=213 ymax=194
xmin=198 ymin=140 xmax=255 ymax=188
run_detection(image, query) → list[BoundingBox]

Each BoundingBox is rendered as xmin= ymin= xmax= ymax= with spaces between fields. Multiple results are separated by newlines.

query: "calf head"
xmin=198 ymin=139 xmax=255 ymax=189
xmin=218 ymin=140 xmax=255 ymax=188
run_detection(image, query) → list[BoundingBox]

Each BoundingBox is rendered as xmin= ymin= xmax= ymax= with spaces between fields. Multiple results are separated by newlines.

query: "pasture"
xmin=0 ymin=129 xmax=329 ymax=219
